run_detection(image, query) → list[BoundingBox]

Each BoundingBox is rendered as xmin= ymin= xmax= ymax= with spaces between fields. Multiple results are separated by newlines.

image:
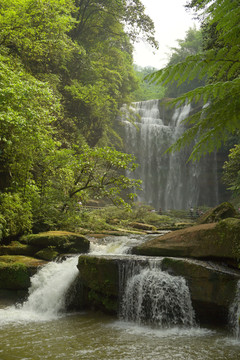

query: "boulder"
xmin=198 ymin=202 xmax=237 ymax=224
xmin=19 ymin=231 xmax=90 ymax=259
xmin=132 ymin=218 xmax=240 ymax=268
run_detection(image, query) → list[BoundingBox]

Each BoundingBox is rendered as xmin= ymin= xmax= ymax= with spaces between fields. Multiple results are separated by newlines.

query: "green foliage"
xmin=148 ymin=0 xmax=240 ymax=160
xmin=0 ymin=193 xmax=32 ymax=238
xmin=222 ymin=144 xmax=240 ymax=196
xmin=0 ymin=0 xmax=158 ymax=237
xmin=29 ymin=145 xmax=141 ymax=230
xmin=132 ymin=66 xmax=165 ymax=101
xmin=165 ymin=27 xmax=205 ymax=97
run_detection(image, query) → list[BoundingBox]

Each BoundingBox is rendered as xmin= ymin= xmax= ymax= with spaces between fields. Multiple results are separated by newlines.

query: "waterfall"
xmin=229 ymin=280 xmax=240 ymax=339
xmin=119 ymin=259 xmax=195 ymax=328
xmin=0 ymin=256 xmax=79 ymax=324
xmin=122 ymin=99 xmax=220 ymax=210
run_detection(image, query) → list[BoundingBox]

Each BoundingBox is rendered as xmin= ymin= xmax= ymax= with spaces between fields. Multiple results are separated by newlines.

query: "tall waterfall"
xmin=119 ymin=259 xmax=195 ymax=328
xmin=122 ymin=99 xmax=220 ymax=210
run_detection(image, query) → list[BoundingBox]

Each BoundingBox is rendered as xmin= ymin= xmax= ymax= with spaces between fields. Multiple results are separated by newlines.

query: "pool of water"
xmin=0 ymin=310 xmax=239 ymax=360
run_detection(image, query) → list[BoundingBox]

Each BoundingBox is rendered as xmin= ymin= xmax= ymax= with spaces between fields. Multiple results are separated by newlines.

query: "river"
xmin=0 ymin=235 xmax=239 ymax=360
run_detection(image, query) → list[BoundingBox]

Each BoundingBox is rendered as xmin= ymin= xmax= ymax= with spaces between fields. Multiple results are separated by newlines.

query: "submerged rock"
xmin=132 ymin=218 xmax=240 ymax=268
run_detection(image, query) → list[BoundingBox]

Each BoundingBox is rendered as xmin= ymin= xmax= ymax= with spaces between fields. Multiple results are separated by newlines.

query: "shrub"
xmin=0 ymin=193 xmax=32 ymax=239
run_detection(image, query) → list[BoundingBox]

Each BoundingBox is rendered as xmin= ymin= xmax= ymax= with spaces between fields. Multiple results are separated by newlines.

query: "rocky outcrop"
xmin=198 ymin=202 xmax=237 ymax=224
xmin=132 ymin=218 xmax=240 ymax=268
xmin=74 ymin=254 xmax=240 ymax=326
xmin=161 ymin=257 xmax=240 ymax=325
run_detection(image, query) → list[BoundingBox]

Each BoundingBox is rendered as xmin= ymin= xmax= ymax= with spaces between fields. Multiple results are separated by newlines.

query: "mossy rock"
xmin=0 ymin=255 xmax=46 ymax=290
xmin=77 ymin=255 xmax=119 ymax=314
xmin=198 ymin=202 xmax=237 ymax=224
xmin=129 ymin=222 xmax=157 ymax=231
xmin=35 ymin=248 xmax=59 ymax=261
xmin=0 ymin=241 xmax=38 ymax=257
xmin=20 ymin=231 xmax=90 ymax=253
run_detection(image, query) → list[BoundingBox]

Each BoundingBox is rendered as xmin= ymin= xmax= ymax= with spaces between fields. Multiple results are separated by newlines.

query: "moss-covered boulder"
xmin=132 ymin=218 xmax=240 ymax=268
xmin=0 ymin=255 xmax=46 ymax=290
xmin=35 ymin=248 xmax=59 ymax=261
xmin=77 ymin=255 xmax=119 ymax=313
xmin=0 ymin=241 xmax=38 ymax=257
xmin=198 ymin=202 xmax=237 ymax=224
xmin=129 ymin=222 xmax=157 ymax=231
xmin=20 ymin=231 xmax=90 ymax=259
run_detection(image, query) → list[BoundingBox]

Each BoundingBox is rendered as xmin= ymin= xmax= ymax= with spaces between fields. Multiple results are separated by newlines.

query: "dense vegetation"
xmin=0 ymin=0 xmax=158 ymax=239
xmin=0 ymin=0 xmax=239 ymax=240
xmin=149 ymin=0 xmax=240 ymax=161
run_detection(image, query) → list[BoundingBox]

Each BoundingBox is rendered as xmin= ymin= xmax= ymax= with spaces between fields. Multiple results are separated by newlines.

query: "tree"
xmin=32 ymin=145 xmax=142 ymax=229
xmin=222 ymin=144 xmax=240 ymax=197
xmin=148 ymin=0 xmax=240 ymax=160
xmin=165 ymin=27 xmax=205 ymax=98
xmin=132 ymin=65 xmax=165 ymax=101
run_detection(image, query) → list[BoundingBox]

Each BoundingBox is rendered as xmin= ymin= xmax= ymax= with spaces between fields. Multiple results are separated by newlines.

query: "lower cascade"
xmin=119 ymin=264 xmax=195 ymax=328
xmin=0 ymin=256 xmax=79 ymax=323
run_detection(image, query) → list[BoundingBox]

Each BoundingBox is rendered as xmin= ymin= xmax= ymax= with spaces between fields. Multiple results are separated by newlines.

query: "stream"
xmin=0 ymin=234 xmax=239 ymax=360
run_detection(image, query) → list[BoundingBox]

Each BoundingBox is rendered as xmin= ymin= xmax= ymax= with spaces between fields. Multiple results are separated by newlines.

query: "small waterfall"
xmin=229 ymin=280 xmax=240 ymax=339
xmin=119 ymin=259 xmax=195 ymax=328
xmin=0 ymin=256 xmax=79 ymax=324
xmin=122 ymin=99 xmax=220 ymax=210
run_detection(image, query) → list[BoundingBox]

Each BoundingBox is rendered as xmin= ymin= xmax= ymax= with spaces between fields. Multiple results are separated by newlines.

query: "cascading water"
xmin=0 ymin=256 xmax=79 ymax=324
xmin=122 ymin=99 xmax=220 ymax=210
xmin=119 ymin=258 xmax=195 ymax=328
xmin=229 ymin=280 xmax=240 ymax=339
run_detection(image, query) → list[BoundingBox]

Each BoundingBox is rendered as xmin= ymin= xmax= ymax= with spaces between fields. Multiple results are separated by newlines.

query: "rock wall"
xmin=75 ymin=254 xmax=240 ymax=327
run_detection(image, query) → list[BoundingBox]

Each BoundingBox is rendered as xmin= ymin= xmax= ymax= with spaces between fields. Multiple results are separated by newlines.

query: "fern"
xmin=148 ymin=0 xmax=240 ymax=160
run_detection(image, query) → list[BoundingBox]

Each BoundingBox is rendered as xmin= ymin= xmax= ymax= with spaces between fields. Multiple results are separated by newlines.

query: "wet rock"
xmin=161 ymin=257 xmax=240 ymax=325
xmin=77 ymin=255 xmax=119 ymax=314
xmin=132 ymin=218 xmax=240 ymax=268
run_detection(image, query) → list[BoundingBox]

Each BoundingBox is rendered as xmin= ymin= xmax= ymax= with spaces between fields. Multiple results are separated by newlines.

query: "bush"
xmin=0 ymin=193 xmax=32 ymax=239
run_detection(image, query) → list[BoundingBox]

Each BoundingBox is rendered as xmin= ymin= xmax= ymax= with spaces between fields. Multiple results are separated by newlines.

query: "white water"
xmin=0 ymin=236 xmax=145 ymax=325
xmin=0 ymin=256 xmax=79 ymax=324
xmin=119 ymin=261 xmax=195 ymax=328
xmin=122 ymin=99 xmax=220 ymax=210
